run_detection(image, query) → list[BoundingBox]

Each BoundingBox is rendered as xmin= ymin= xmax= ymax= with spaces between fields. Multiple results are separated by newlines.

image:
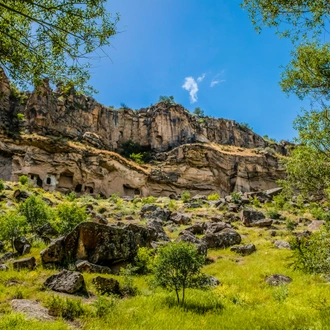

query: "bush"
xmin=141 ymin=196 xmax=156 ymax=204
xmin=134 ymin=247 xmax=154 ymax=275
xmin=252 ymin=196 xmax=261 ymax=208
xmin=17 ymin=113 xmax=25 ymax=121
xmin=19 ymin=175 xmax=28 ymax=185
xmin=207 ymin=193 xmax=220 ymax=201
xmin=266 ymin=209 xmax=281 ymax=219
xmin=56 ymin=202 xmax=89 ymax=234
xmin=153 ymin=242 xmax=209 ymax=305
xmin=65 ymin=191 xmax=76 ymax=202
xmin=0 ymin=179 xmax=4 ymax=192
xmin=93 ymin=295 xmax=117 ymax=317
xmin=109 ymin=193 xmax=120 ymax=203
xmin=158 ymin=95 xmax=176 ymax=105
xmin=231 ymin=192 xmax=242 ymax=204
xmin=120 ymin=264 xmax=139 ymax=296
xmin=19 ymin=194 xmax=52 ymax=231
xmin=129 ymin=152 xmax=145 ymax=164
xmin=0 ymin=211 xmax=27 ymax=250
xmin=181 ymin=191 xmax=191 ymax=203
xmin=290 ymin=231 xmax=330 ymax=274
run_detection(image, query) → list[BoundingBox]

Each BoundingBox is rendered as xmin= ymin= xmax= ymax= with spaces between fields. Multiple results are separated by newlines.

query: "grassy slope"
xmin=0 ymin=185 xmax=329 ymax=330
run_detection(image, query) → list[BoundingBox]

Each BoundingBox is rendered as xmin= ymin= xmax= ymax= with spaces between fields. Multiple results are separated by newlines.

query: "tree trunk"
xmin=175 ymin=289 xmax=180 ymax=305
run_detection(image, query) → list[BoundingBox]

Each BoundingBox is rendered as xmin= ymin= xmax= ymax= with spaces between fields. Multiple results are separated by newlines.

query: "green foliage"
xmin=0 ymin=1 xmax=119 ymax=94
xmin=239 ymin=122 xmax=253 ymax=131
xmin=193 ymin=107 xmax=205 ymax=117
xmin=153 ymin=242 xmax=208 ymax=305
xmin=55 ymin=202 xmax=88 ymax=234
xmin=0 ymin=211 xmax=27 ymax=250
xmin=120 ymin=102 xmax=129 ymax=109
xmin=263 ymin=135 xmax=277 ymax=143
xmin=19 ymin=194 xmax=51 ymax=231
xmin=230 ymin=192 xmax=242 ymax=204
xmin=129 ymin=152 xmax=146 ymax=164
xmin=266 ymin=208 xmax=281 ymax=220
xmin=45 ymin=295 xmax=87 ymax=321
xmin=272 ymin=285 xmax=289 ymax=303
xmin=93 ymin=295 xmax=117 ymax=318
xmin=207 ymin=193 xmax=220 ymax=201
xmin=286 ymin=219 xmax=296 ymax=232
xmin=158 ymin=95 xmax=176 ymax=105
xmin=121 ymin=141 xmax=151 ymax=163
xmin=134 ymin=247 xmax=154 ymax=275
xmin=251 ymin=196 xmax=261 ymax=208
xmin=109 ymin=193 xmax=120 ymax=203
xmin=181 ymin=191 xmax=191 ymax=203
xmin=17 ymin=113 xmax=25 ymax=121
xmin=0 ymin=179 xmax=4 ymax=192
xmin=18 ymin=175 xmax=28 ymax=185
xmin=65 ymin=191 xmax=76 ymax=202
xmin=120 ymin=264 xmax=139 ymax=296
xmin=141 ymin=196 xmax=156 ymax=204
xmin=290 ymin=231 xmax=330 ymax=274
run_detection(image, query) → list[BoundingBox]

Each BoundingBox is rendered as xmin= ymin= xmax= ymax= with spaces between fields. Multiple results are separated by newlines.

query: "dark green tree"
xmin=158 ymin=95 xmax=176 ymax=105
xmin=193 ymin=107 xmax=204 ymax=117
xmin=153 ymin=242 xmax=208 ymax=305
xmin=0 ymin=1 xmax=119 ymax=94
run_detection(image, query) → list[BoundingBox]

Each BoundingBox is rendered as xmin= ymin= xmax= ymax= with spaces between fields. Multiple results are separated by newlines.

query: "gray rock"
xmin=227 ymin=203 xmax=240 ymax=213
xmin=11 ymin=299 xmax=55 ymax=321
xmin=202 ymin=229 xmax=241 ymax=249
xmin=44 ymin=270 xmax=86 ymax=294
xmin=36 ymin=222 xmax=58 ymax=237
xmin=231 ymin=243 xmax=256 ymax=255
xmin=265 ymin=274 xmax=292 ymax=286
xmin=146 ymin=219 xmax=170 ymax=241
xmin=13 ymin=257 xmax=36 ymax=270
xmin=308 ymin=220 xmax=325 ymax=232
xmin=177 ymin=231 xmax=208 ymax=256
xmin=184 ymin=222 xmax=207 ymax=235
xmin=124 ymin=223 xmax=159 ymax=246
xmin=240 ymin=209 xmax=272 ymax=227
xmin=76 ymin=260 xmax=112 ymax=274
xmin=92 ymin=276 xmax=120 ymax=295
xmin=14 ymin=237 xmax=31 ymax=255
xmin=170 ymin=213 xmax=191 ymax=225
xmin=0 ymin=264 xmax=9 ymax=271
xmin=273 ymin=240 xmax=291 ymax=250
xmin=0 ymin=252 xmax=16 ymax=263
xmin=206 ymin=222 xmax=230 ymax=234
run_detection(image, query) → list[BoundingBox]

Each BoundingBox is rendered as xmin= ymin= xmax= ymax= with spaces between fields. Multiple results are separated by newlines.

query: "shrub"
xmin=134 ymin=247 xmax=154 ymax=275
xmin=286 ymin=219 xmax=296 ymax=231
xmin=0 ymin=179 xmax=4 ymax=192
xmin=231 ymin=191 xmax=242 ymax=204
xmin=252 ymin=196 xmax=261 ymax=208
xmin=19 ymin=194 xmax=52 ymax=231
xmin=141 ymin=196 xmax=156 ymax=204
xmin=181 ymin=191 xmax=191 ymax=203
xmin=153 ymin=242 xmax=209 ymax=305
xmin=193 ymin=107 xmax=205 ymax=117
xmin=93 ymin=296 xmax=117 ymax=317
xmin=0 ymin=211 xmax=27 ymax=250
xmin=266 ymin=209 xmax=281 ymax=219
xmin=65 ymin=191 xmax=76 ymax=202
xmin=19 ymin=175 xmax=28 ymax=185
xmin=158 ymin=95 xmax=176 ymax=105
xmin=168 ymin=199 xmax=178 ymax=211
xmin=129 ymin=152 xmax=145 ymax=164
xmin=56 ymin=202 xmax=89 ymax=234
xmin=290 ymin=231 xmax=330 ymax=274
xmin=207 ymin=193 xmax=220 ymax=201
xmin=120 ymin=264 xmax=139 ymax=296
xmin=17 ymin=113 xmax=25 ymax=121
xmin=109 ymin=193 xmax=120 ymax=203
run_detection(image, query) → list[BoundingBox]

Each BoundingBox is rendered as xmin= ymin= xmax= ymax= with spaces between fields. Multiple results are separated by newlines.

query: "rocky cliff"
xmin=0 ymin=74 xmax=287 ymax=197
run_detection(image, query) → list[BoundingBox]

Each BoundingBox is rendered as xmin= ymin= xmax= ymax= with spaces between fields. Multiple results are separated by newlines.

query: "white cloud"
xmin=182 ymin=77 xmax=199 ymax=103
xmin=197 ymin=73 xmax=206 ymax=83
xmin=210 ymin=71 xmax=225 ymax=88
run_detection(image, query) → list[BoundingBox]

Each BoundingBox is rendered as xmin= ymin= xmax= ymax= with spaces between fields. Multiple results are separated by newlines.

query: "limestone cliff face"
xmin=0 ymin=78 xmax=271 ymax=153
xmin=0 ymin=74 xmax=286 ymax=197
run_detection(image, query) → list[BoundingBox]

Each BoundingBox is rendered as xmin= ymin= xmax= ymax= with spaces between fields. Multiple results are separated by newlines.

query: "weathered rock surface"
xmin=265 ymin=274 xmax=292 ymax=286
xmin=308 ymin=220 xmax=325 ymax=232
xmin=0 ymin=72 xmax=285 ymax=198
xmin=13 ymin=257 xmax=36 ymax=270
xmin=240 ymin=209 xmax=273 ymax=227
xmin=11 ymin=299 xmax=55 ymax=321
xmin=202 ymin=229 xmax=241 ymax=249
xmin=75 ymin=260 xmax=112 ymax=274
xmin=231 ymin=244 xmax=256 ymax=255
xmin=14 ymin=237 xmax=31 ymax=255
xmin=0 ymin=264 xmax=9 ymax=271
xmin=44 ymin=270 xmax=86 ymax=294
xmin=273 ymin=240 xmax=291 ymax=250
xmin=177 ymin=231 xmax=208 ymax=256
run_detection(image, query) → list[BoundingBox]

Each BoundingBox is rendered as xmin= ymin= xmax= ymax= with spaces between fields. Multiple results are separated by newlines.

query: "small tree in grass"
xmin=153 ymin=242 xmax=209 ymax=305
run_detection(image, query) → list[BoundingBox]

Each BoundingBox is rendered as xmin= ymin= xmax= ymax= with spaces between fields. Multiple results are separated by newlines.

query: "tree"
xmin=153 ymin=242 xmax=208 ymax=305
xmin=158 ymin=95 xmax=176 ymax=106
xmin=193 ymin=107 xmax=204 ymax=117
xmin=0 ymin=211 xmax=27 ymax=251
xmin=19 ymin=194 xmax=52 ymax=231
xmin=0 ymin=1 xmax=119 ymax=94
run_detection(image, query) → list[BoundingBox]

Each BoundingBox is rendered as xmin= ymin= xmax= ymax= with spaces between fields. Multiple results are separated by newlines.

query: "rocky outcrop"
xmin=0 ymin=72 xmax=286 ymax=197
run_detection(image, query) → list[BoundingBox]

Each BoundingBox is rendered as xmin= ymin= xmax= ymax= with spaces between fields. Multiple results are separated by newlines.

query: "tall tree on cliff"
xmin=241 ymin=1 xmax=330 ymax=195
xmin=0 ymin=1 xmax=119 ymax=94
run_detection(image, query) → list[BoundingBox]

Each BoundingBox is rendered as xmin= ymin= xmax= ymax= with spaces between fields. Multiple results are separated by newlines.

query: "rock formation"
xmin=0 ymin=73 xmax=287 ymax=197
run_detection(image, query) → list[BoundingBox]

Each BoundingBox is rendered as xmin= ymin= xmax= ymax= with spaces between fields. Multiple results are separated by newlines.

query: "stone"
xmin=44 ymin=270 xmax=86 ymax=294
xmin=11 ymin=299 xmax=55 ymax=321
xmin=184 ymin=222 xmax=207 ymax=235
xmin=265 ymin=274 xmax=292 ymax=286
xmin=14 ymin=237 xmax=31 ymax=255
xmin=240 ymin=209 xmax=272 ymax=227
xmin=146 ymin=219 xmax=170 ymax=241
xmin=308 ymin=220 xmax=325 ymax=232
xmin=124 ymin=223 xmax=158 ymax=247
xmin=76 ymin=260 xmax=112 ymax=274
xmin=206 ymin=222 xmax=230 ymax=234
xmin=13 ymin=257 xmax=36 ymax=270
xmin=0 ymin=264 xmax=9 ymax=271
xmin=140 ymin=204 xmax=158 ymax=216
xmin=205 ymin=275 xmax=221 ymax=287
xmin=273 ymin=240 xmax=291 ymax=250
xmin=227 ymin=203 xmax=240 ymax=213
xmin=13 ymin=190 xmax=31 ymax=202
xmin=36 ymin=223 xmax=58 ymax=237
xmin=202 ymin=229 xmax=241 ymax=249
xmin=0 ymin=252 xmax=16 ymax=263
xmin=210 ymin=215 xmax=224 ymax=223
xmin=170 ymin=213 xmax=191 ymax=225
xmin=40 ymin=237 xmax=65 ymax=264
xmin=92 ymin=276 xmax=120 ymax=295
xmin=265 ymin=187 xmax=283 ymax=197
xmin=177 ymin=231 xmax=208 ymax=256
xmin=90 ymin=212 xmax=108 ymax=225
xmin=231 ymin=244 xmax=256 ymax=255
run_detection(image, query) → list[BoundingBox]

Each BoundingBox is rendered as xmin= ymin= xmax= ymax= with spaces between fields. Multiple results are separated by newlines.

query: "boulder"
xmin=308 ymin=220 xmax=325 ymax=232
xmin=265 ymin=274 xmax=292 ymax=286
xmin=206 ymin=222 xmax=230 ymax=234
xmin=273 ymin=240 xmax=291 ymax=250
xmin=231 ymin=244 xmax=256 ymax=255
xmin=41 ymin=222 xmax=138 ymax=266
xmin=210 ymin=215 xmax=224 ymax=223
xmin=124 ymin=223 xmax=158 ymax=247
xmin=36 ymin=222 xmax=58 ymax=237
xmin=177 ymin=231 xmax=208 ymax=256
xmin=227 ymin=203 xmax=240 ymax=213
xmin=92 ymin=276 xmax=120 ymax=295
xmin=202 ymin=229 xmax=241 ymax=249
xmin=146 ymin=219 xmax=170 ymax=242
xmin=11 ymin=299 xmax=55 ymax=321
xmin=75 ymin=260 xmax=112 ymax=274
xmin=205 ymin=275 xmax=221 ymax=287
xmin=0 ymin=252 xmax=16 ymax=263
xmin=0 ymin=264 xmax=9 ymax=271
xmin=14 ymin=237 xmax=31 ymax=255
xmin=184 ymin=222 xmax=207 ymax=235
xmin=13 ymin=257 xmax=36 ymax=270
xmin=13 ymin=190 xmax=31 ymax=202
xmin=44 ymin=270 xmax=86 ymax=294
xmin=170 ymin=213 xmax=191 ymax=225
xmin=240 ymin=209 xmax=272 ymax=227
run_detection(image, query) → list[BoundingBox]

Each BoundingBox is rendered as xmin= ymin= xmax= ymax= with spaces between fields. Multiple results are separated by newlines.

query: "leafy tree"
xmin=0 ymin=211 xmax=27 ymax=250
xmin=158 ymin=95 xmax=176 ymax=105
xmin=153 ymin=242 xmax=208 ymax=305
xmin=56 ymin=202 xmax=88 ymax=234
xmin=0 ymin=1 xmax=119 ymax=94
xmin=193 ymin=107 xmax=204 ymax=117
xmin=19 ymin=175 xmax=28 ymax=185
xmin=19 ymin=194 xmax=52 ymax=231
xmin=239 ymin=122 xmax=253 ymax=131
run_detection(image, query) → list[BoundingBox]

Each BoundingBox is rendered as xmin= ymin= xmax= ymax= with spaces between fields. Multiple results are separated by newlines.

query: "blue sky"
xmin=88 ymin=0 xmax=308 ymax=141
